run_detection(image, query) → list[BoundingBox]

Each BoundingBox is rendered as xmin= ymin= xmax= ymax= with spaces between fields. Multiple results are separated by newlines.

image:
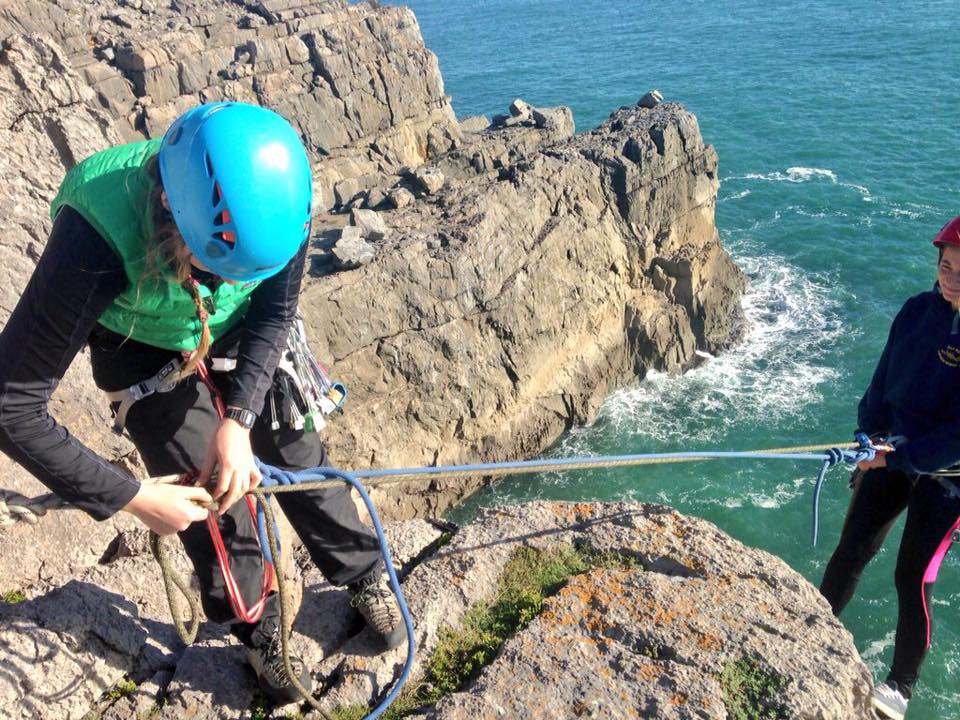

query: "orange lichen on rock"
xmin=696 ymin=632 xmax=724 ymax=652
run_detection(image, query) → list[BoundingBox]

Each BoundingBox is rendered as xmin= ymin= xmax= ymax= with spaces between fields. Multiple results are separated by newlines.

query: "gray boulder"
xmin=333 ymin=225 xmax=375 ymax=269
xmin=639 ymin=89 xmax=664 ymax=109
xmin=458 ymin=114 xmax=490 ymax=133
xmin=531 ymin=105 xmax=574 ymax=136
xmin=350 ymin=207 xmax=388 ymax=242
xmin=410 ymin=165 xmax=445 ymax=195
xmin=388 ymin=185 xmax=415 ymax=209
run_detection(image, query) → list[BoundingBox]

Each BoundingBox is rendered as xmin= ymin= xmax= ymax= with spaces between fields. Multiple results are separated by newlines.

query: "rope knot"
xmin=824 ymin=447 xmax=844 ymax=467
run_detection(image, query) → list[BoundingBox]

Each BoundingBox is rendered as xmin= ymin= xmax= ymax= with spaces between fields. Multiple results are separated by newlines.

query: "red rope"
xmin=190 ymin=359 xmax=275 ymax=624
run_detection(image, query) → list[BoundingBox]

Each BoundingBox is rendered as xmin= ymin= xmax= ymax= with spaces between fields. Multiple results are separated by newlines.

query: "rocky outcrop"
xmin=329 ymin=502 xmax=874 ymax=720
xmin=0 ymin=502 xmax=873 ymax=720
xmin=308 ymin=101 xmax=744 ymax=516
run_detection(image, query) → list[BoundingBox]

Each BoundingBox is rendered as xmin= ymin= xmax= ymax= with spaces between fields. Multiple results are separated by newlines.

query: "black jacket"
xmin=0 ymin=206 xmax=305 ymax=519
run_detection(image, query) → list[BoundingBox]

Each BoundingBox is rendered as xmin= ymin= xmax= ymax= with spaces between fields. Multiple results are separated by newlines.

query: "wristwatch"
xmin=224 ymin=406 xmax=257 ymax=429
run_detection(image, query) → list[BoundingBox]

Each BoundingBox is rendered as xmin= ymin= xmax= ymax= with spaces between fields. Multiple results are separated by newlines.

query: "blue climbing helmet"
xmin=158 ymin=102 xmax=312 ymax=282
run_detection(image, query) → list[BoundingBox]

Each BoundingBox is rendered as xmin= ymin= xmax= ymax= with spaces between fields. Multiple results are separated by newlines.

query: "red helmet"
xmin=933 ymin=216 xmax=960 ymax=248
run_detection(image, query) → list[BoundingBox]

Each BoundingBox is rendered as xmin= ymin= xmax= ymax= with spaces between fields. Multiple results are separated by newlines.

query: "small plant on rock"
xmin=2 ymin=589 xmax=26 ymax=604
xmin=720 ymin=654 xmax=790 ymax=720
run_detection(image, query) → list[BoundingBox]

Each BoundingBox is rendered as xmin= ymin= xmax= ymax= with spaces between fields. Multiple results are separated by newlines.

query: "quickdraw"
xmin=272 ymin=312 xmax=346 ymax=433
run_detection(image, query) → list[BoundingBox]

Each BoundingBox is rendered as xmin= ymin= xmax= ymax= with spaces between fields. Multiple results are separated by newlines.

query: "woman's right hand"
xmin=122 ymin=483 xmax=213 ymax=535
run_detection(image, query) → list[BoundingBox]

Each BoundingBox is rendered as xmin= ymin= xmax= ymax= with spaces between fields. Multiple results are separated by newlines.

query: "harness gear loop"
xmin=104 ymin=357 xmax=183 ymax=433
xmin=273 ymin=312 xmax=346 ymax=433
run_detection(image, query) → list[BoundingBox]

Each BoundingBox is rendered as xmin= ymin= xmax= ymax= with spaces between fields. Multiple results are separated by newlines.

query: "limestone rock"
xmin=305 ymin=103 xmax=745 ymax=502
xmin=459 ymin=114 xmax=489 ymax=133
xmin=333 ymin=225 xmax=375 ymax=269
xmin=410 ymin=165 xmax=445 ymax=195
xmin=639 ymin=89 xmax=664 ymax=109
xmin=350 ymin=207 xmax=388 ymax=242
xmin=509 ymin=97 xmax=533 ymax=119
xmin=388 ymin=185 xmax=415 ymax=209
xmin=323 ymin=502 xmax=874 ymax=719
xmin=364 ymin=185 xmax=389 ymax=209
xmin=531 ymin=105 xmax=574 ymax=136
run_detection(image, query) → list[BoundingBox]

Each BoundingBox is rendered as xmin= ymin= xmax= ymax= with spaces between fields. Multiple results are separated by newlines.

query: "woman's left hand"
xmin=199 ymin=418 xmax=262 ymax=514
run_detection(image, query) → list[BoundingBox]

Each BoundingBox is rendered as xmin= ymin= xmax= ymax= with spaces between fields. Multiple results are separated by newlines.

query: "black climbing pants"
xmin=90 ymin=332 xmax=382 ymax=625
xmin=819 ymin=467 xmax=960 ymax=694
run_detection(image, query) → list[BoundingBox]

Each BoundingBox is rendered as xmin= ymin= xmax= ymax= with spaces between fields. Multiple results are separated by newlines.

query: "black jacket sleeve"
xmin=856 ymin=310 xmax=898 ymax=437
xmin=226 ymin=241 xmax=307 ymax=415
xmin=0 ymin=206 xmax=140 ymax=519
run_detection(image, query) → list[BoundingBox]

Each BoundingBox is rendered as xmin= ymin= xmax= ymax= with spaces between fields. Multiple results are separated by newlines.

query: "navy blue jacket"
xmin=858 ymin=288 xmax=960 ymax=474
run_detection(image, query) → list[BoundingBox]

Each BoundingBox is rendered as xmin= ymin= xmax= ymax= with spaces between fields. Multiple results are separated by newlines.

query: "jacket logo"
xmin=938 ymin=345 xmax=960 ymax=367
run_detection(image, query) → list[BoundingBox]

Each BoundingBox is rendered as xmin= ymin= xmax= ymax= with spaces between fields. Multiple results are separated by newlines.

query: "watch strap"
xmin=224 ymin=406 xmax=257 ymax=429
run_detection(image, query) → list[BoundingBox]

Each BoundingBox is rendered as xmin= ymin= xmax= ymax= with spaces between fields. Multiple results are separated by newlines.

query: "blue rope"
xmin=255 ymin=462 xmax=416 ymax=720
xmin=349 ymin=450 xmax=839 ymax=480
xmin=245 ymin=442 xmax=881 ymax=717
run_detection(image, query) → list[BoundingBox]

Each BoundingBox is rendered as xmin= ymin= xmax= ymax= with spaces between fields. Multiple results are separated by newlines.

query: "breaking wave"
xmin=562 ymin=247 xmax=852 ymax=448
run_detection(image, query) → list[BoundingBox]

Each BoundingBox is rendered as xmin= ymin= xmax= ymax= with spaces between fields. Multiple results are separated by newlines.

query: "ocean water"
xmin=402 ymin=0 xmax=960 ymax=716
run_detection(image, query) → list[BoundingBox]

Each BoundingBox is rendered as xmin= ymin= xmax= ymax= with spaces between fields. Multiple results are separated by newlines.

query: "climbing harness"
xmin=105 ymin=357 xmax=183 ymax=432
xmin=104 ymin=314 xmax=345 ymax=435
xmin=272 ymin=313 xmax=346 ymax=433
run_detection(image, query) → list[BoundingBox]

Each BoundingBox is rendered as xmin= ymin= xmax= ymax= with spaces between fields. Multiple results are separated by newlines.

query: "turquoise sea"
xmin=403 ymin=0 xmax=960 ymax=717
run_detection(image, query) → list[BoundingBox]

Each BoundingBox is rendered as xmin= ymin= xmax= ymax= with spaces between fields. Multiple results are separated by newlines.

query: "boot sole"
xmin=871 ymin=697 xmax=906 ymax=720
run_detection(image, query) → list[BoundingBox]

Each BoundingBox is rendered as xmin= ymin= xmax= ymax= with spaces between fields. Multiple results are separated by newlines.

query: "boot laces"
xmin=352 ymin=578 xmax=401 ymax=630
xmin=257 ymin=626 xmax=302 ymax=685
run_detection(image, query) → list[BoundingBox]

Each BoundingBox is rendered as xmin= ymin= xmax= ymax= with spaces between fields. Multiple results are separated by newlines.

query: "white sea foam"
xmin=563 ymin=248 xmax=851 ymax=447
xmin=721 ymin=189 xmax=751 ymax=202
xmin=731 ymin=167 xmax=838 ymax=184
xmin=860 ymin=630 xmax=896 ymax=675
xmin=744 ymin=475 xmax=807 ymax=509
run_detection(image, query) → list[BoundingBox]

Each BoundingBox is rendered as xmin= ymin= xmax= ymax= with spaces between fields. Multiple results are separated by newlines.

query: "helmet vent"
xmin=204 ymin=153 xmax=214 ymax=179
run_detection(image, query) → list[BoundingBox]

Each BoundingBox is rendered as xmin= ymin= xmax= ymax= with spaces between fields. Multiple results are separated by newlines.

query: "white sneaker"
xmin=872 ymin=681 xmax=908 ymax=720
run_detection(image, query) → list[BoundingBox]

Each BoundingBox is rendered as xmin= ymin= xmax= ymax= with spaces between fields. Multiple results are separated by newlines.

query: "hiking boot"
xmin=245 ymin=614 xmax=312 ymax=705
xmin=872 ymin=681 xmax=908 ymax=720
xmin=350 ymin=573 xmax=405 ymax=649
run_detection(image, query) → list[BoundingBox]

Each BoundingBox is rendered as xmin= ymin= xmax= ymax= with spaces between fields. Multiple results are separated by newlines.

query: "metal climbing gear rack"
xmin=272 ymin=312 xmax=346 ymax=433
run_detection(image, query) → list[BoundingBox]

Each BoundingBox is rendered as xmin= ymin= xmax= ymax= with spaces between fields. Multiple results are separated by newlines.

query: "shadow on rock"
xmin=0 ymin=580 xmax=182 ymax=719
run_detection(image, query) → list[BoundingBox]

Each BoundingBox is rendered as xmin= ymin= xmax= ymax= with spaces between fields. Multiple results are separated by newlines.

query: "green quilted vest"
xmin=50 ymin=140 xmax=259 ymax=351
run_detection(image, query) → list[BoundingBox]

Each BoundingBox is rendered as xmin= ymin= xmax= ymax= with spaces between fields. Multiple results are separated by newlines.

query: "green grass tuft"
xmin=372 ymin=544 xmax=634 ymax=719
xmin=720 ymin=655 xmax=791 ymax=720
xmin=2 ymin=589 xmax=26 ymax=604
xmin=106 ymin=678 xmax=137 ymax=701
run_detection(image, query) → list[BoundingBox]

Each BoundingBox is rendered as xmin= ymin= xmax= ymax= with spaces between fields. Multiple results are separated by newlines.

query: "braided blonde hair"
xmin=142 ymin=155 xmax=211 ymax=377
